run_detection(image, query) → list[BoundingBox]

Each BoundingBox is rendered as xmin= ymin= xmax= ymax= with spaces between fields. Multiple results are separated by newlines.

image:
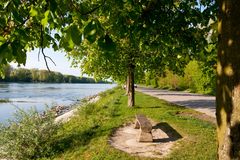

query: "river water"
xmin=0 ymin=83 xmax=116 ymax=123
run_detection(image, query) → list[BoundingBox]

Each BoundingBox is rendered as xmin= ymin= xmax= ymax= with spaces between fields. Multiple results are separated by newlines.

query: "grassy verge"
xmin=50 ymin=87 xmax=216 ymax=160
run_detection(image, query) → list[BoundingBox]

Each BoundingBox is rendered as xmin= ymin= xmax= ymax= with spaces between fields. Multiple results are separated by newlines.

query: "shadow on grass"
xmin=134 ymin=103 xmax=186 ymax=110
xmin=134 ymin=105 xmax=142 ymax=108
xmin=152 ymin=122 xmax=182 ymax=143
xmin=113 ymin=101 xmax=122 ymax=105
xmin=134 ymin=105 xmax=163 ymax=109
xmin=147 ymin=106 xmax=163 ymax=109
xmin=53 ymin=125 xmax=100 ymax=154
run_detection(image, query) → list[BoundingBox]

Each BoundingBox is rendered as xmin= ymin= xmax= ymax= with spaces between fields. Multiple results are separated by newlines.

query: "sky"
xmin=11 ymin=48 xmax=82 ymax=76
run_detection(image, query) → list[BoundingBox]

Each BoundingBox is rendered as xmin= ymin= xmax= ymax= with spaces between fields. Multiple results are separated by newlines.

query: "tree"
xmin=38 ymin=70 xmax=49 ymax=82
xmin=69 ymin=36 xmax=144 ymax=106
xmin=0 ymin=0 xmax=105 ymax=73
xmin=0 ymin=0 xmax=217 ymax=107
xmin=5 ymin=0 xmax=240 ymax=158
xmin=30 ymin=69 xmax=39 ymax=82
xmin=67 ymin=0 xmax=217 ymax=106
xmin=217 ymin=0 xmax=240 ymax=159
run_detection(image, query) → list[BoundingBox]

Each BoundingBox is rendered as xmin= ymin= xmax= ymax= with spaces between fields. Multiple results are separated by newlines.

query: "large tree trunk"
xmin=127 ymin=65 xmax=135 ymax=107
xmin=217 ymin=1 xmax=240 ymax=159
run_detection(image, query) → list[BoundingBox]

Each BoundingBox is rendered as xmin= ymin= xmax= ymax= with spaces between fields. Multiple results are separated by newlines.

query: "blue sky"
xmin=11 ymin=48 xmax=82 ymax=76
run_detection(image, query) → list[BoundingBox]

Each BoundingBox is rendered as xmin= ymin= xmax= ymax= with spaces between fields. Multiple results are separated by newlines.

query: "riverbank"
xmin=54 ymin=95 xmax=100 ymax=123
xmin=0 ymin=94 xmax=102 ymax=160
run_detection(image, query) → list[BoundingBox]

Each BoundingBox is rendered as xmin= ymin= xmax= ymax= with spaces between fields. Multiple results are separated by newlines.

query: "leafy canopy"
xmin=0 ymin=0 xmax=217 ymax=80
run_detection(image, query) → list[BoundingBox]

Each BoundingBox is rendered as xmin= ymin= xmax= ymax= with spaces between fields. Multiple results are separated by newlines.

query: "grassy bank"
xmin=48 ymin=87 xmax=216 ymax=160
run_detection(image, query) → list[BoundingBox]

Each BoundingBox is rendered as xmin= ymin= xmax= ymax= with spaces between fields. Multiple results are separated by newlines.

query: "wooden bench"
xmin=134 ymin=114 xmax=153 ymax=142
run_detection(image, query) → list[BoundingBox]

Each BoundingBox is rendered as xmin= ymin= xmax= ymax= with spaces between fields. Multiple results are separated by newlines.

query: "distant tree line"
xmin=0 ymin=65 xmax=107 ymax=83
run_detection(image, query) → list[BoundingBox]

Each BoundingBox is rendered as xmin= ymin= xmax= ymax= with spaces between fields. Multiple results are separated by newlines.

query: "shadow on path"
xmin=154 ymin=93 xmax=212 ymax=97
xmin=173 ymin=99 xmax=215 ymax=109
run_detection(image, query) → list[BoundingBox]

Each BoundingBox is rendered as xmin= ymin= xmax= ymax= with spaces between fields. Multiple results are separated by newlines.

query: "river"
xmin=0 ymin=83 xmax=116 ymax=123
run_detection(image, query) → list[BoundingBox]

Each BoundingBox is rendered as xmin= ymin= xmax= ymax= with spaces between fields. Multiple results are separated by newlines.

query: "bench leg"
xmin=134 ymin=120 xmax=140 ymax=129
xmin=138 ymin=131 xmax=153 ymax=142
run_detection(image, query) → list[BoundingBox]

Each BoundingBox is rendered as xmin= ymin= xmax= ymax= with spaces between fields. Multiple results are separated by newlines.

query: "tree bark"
xmin=217 ymin=1 xmax=240 ymax=159
xmin=126 ymin=76 xmax=129 ymax=95
xmin=127 ymin=65 xmax=135 ymax=107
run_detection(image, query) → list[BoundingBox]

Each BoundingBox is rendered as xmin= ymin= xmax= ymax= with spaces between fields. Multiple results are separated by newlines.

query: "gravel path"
xmin=136 ymin=87 xmax=216 ymax=118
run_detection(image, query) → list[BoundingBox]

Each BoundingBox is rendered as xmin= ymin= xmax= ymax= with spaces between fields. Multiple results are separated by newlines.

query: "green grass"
xmin=49 ymin=87 xmax=216 ymax=160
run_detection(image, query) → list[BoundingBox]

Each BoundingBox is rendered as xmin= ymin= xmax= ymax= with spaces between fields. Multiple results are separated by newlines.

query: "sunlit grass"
xmin=50 ymin=87 xmax=216 ymax=160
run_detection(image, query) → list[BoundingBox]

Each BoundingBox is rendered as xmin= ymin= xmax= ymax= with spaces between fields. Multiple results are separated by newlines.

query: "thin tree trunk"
xmin=217 ymin=1 xmax=240 ymax=159
xmin=128 ymin=65 xmax=135 ymax=107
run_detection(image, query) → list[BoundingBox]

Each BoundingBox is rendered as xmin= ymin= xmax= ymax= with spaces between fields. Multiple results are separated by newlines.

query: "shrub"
xmin=183 ymin=60 xmax=214 ymax=94
xmin=150 ymin=78 xmax=159 ymax=88
xmin=144 ymin=60 xmax=216 ymax=94
xmin=0 ymin=108 xmax=60 ymax=160
xmin=158 ymin=70 xmax=182 ymax=90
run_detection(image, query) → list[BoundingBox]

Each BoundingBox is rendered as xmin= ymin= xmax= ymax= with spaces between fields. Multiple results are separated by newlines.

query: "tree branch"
xmin=39 ymin=25 xmax=56 ymax=72
xmin=41 ymin=47 xmax=56 ymax=72
xmin=71 ymin=0 xmax=106 ymax=16
xmin=45 ymin=55 xmax=57 ymax=66
xmin=1 ymin=15 xmax=30 ymax=37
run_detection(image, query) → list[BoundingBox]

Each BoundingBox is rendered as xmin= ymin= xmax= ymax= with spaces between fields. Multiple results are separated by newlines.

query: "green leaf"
xmin=11 ymin=40 xmax=19 ymax=56
xmin=3 ymin=1 xmax=10 ymax=9
xmin=12 ymin=0 xmax=21 ymax=7
xmin=54 ymin=33 xmax=61 ymax=40
xmin=84 ymin=21 xmax=97 ymax=44
xmin=0 ymin=17 xmax=6 ymax=28
xmin=52 ymin=42 xmax=58 ymax=51
xmin=30 ymin=7 xmax=38 ymax=17
xmin=16 ymin=51 xmax=26 ymax=65
xmin=98 ymin=35 xmax=116 ymax=51
xmin=59 ymin=36 xmax=73 ymax=52
xmin=70 ymin=25 xmax=82 ymax=45
xmin=68 ymin=38 xmax=74 ymax=50
xmin=13 ymin=10 xmax=23 ymax=23
xmin=0 ymin=43 xmax=10 ymax=64
xmin=41 ymin=10 xmax=50 ymax=27
xmin=50 ymin=0 xmax=57 ymax=12
xmin=0 ymin=36 xmax=5 ymax=44
xmin=0 ymin=43 xmax=9 ymax=55
xmin=11 ymin=41 xmax=26 ymax=65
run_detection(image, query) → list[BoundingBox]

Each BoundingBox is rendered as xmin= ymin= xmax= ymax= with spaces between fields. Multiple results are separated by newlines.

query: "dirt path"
xmin=110 ymin=122 xmax=181 ymax=159
xmin=136 ymin=87 xmax=216 ymax=118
